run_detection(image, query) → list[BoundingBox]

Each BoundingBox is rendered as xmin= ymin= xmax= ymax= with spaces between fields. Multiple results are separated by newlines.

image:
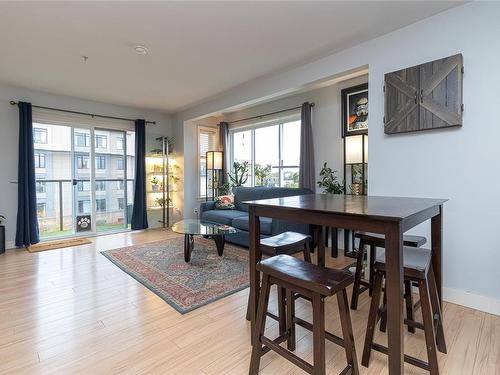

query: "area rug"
xmin=27 ymin=237 xmax=92 ymax=253
xmin=101 ymin=236 xmax=249 ymax=314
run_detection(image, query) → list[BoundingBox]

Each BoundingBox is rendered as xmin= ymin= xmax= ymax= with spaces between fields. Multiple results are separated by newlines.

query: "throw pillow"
xmin=215 ymin=195 xmax=235 ymax=210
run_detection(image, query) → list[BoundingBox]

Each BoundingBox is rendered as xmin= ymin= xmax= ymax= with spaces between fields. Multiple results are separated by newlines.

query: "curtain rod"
xmin=227 ymin=102 xmax=314 ymax=125
xmin=9 ymin=101 xmax=156 ymax=125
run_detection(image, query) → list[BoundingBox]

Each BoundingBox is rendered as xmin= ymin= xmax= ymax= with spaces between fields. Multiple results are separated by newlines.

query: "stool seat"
xmin=257 ymin=254 xmax=353 ymax=297
xmin=260 ymin=232 xmax=311 ymax=255
xmin=375 ymin=247 xmax=432 ymax=276
xmin=355 ymin=231 xmax=427 ymax=247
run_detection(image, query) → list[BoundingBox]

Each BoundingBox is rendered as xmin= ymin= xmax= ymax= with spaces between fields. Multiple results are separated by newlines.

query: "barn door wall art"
xmin=384 ymin=53 xmax=463 ymax=134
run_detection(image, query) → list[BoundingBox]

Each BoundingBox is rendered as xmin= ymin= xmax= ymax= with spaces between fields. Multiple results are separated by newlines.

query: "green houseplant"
xmin=228 ymin=161 xmax=249 ymax=187
xmin=254 ymin=164 xmax=272 ymax=186
xmin=317 ymin=162 xmax=343 ymax=194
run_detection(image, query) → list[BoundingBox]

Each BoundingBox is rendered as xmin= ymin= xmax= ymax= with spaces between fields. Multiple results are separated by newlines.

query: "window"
xmin=95 ymin=180 xmax=106 ymax=191
xmin=230 ymin=118 xmax=301 ymax=188
xmin=37 ymin=202 xmax=46 ymax=217
xmin=77 ymin=180 xmax=91 ymax=191
xmin=96 ymin=198 xmax=106 ymax=212
xmin=118 ymin=198 xmax=125 ymax=210
xmin=198 ymin=126 xmax=217 ymax=198
xmin=95 ymin=155 xmax=106 ymax=170
xmin=117 ymin=180 xmax=125 ymax=190
xmin=34 ymin=128 xmax=47 ymax=144
xmin=34 ymin=152 xmax=46 ymax=168
xmin=78 ymin=200 xmax=91 ymax=214
xmin=77 ymin=155 xmax=89 ymax=169
xmin=95 ymin=135 xmax=107 ymax=149
xmin=75 ymin=132 xmax=90 ymax=147
xmin=116 ymin=137 xmax=124 ymax=150
xmin=116 ymin=157 xmax=124 ymax=170
xmin=36 ymin=181 xmax=46 ymax=193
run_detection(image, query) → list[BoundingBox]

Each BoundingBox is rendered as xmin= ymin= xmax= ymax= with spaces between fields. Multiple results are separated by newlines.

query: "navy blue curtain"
xmin=131 ymin=119 xmax=148 ymax=230
xmin=15 ymin=102 xmax=40 ymax=247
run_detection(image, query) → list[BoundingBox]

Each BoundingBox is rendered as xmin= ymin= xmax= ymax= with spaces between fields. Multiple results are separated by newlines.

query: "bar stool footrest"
xmin=294 ymin=316 xmax=345 ymax=348
xmin=261 ymin=336 xmax=313 ymax=374
xmin=371 ymin=343 xmax=430 ymax=371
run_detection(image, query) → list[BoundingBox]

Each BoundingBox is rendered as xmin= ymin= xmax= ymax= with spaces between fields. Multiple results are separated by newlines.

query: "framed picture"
xmin=341 ymin=83 xmax=368 ymax=137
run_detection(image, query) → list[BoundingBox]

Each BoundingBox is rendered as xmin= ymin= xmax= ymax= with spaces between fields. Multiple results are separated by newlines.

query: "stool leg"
xmin=428 ymin=267 xmax=447 ymax=354
xmin=337 ymin=289 xmax=360 ymax=375
xmin=249 ymin=274 xmax=272 ymax=375
xmin=286 ymin=289 xmax=296 ymax=351
xmin=350 ymin=239 xmax=365 ymax=310
xmin=303 ymin=241 xmax=312 ymax=263
xmin=379 ymin=286 xmax=387 ymax=333
xmin=362 ymin=270 xmax=383 ymax=367
xmin=368 ymin=245 xmax=376 ymax=296
xmin=312 ymin=294 xmax=326 ymax=375
xmin=404 ymin=280 xmax=416 ymax=334
xmin=277 ymin=287 xmax=286 ymax=338
xmin=418 ymin=277 xmax=440 ymax=375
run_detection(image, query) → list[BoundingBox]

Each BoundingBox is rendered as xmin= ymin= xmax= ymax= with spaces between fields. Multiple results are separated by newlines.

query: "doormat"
xmin=27 ymin=238 xmax=92 ymax=253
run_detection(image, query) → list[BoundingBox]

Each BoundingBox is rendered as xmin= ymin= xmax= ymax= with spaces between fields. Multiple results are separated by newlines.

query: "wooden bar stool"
xmin=245 ymin=232 xmax=312 ymax=323
xmin=350 ymin=231 xmax=427 ymax=310
xmin=249 ymin=255 xmax=359 ymax=375
xmin=362 ymin=247 xmax=447 ymax=375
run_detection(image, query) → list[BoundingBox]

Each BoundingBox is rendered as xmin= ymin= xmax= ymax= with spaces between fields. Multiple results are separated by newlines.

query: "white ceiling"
xmin=0 ymin=1 xmax=463 ymax=113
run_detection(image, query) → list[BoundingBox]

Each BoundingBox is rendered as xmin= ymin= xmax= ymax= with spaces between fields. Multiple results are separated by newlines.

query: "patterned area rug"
xmin=101 ymin=236 xmax=249 ymax=314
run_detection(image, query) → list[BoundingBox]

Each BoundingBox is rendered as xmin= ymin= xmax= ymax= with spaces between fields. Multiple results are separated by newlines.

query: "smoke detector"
xmin=134 ymin=45 xmax=149 ymax=55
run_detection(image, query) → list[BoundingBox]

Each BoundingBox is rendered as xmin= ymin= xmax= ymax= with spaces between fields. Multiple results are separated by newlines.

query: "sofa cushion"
xmin=200 ymin=210 xmax=247 ymax=226
xmin=231 ymin=216 xmax=273 ymax=235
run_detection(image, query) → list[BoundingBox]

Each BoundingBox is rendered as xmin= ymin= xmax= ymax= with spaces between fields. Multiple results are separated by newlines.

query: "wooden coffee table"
xmin=172 ymin=219 xmax=239 ymax=262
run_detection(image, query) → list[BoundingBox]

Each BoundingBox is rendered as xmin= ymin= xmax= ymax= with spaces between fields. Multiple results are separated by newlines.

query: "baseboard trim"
xmin=443 ymin=287 xmax=500 ymax=317
xmin=6 ymin=240 xmax=15 ymax=250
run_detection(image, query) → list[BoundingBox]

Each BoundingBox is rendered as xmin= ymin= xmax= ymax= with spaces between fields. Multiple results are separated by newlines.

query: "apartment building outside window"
xmin=34 ymin=128 xmax=48 ymax=144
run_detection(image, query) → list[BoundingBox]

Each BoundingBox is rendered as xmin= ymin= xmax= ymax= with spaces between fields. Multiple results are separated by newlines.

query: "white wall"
xmin=0 ymin=83 xmax=173 ymax=247
xmin=173 ymin=2 xmax=500 ymax=314
xmin=222 ymin=75 xmax=368 ymax=192
xmin=181 ymin=116 xmax=220 ymax=219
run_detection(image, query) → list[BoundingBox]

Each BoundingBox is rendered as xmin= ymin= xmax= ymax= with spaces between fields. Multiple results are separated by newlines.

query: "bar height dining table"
xmin=246 ymin=194 xmax=446 ymax=375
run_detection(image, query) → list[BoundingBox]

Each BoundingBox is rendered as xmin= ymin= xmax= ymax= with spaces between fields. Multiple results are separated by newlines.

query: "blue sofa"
xmin=200 ymin=186 xmax=313 ymax=247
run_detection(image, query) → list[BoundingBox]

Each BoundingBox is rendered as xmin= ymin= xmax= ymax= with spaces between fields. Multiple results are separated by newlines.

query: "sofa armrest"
xmin=200 ymin=201 xmax=215 ymax=213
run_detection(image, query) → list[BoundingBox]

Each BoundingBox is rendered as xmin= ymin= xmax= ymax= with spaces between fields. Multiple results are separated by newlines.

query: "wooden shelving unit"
xmin=146 ymin=136 xmax=179 ymax=228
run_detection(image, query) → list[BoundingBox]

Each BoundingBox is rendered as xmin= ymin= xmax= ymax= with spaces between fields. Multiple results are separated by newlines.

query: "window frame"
xmin=75 ymin=132 xmax=90 ymax=147
xmin=95 ymin=134 xmax=107 ymax=149
xmin=229 ymin=114 xmax=301 ymax=188
xmin=34 ymin=152 xmax=46 ymax=169
xmin=197 ymin=125 xmax=219 ymax=199
xmin=96 ymin=198 xmax=106 ymax=212
xmin=95 ymin=155 xmax=106 ymax=170
xmin=33 ymin=127 xmax=48 ymax=144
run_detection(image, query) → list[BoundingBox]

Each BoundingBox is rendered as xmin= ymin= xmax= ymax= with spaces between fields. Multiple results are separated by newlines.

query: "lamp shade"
xmin=345 ymin=134 xmax=368 ymax=164
xmin=206 ymin=151 xmax=223 ymax=170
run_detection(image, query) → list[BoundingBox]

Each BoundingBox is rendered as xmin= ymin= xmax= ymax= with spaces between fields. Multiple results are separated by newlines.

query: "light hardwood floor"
xmin=0 ymin=229 xmax=498 ymax=374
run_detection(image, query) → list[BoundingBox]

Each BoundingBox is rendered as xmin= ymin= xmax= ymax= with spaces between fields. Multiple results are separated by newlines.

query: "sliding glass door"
xmin=34 ymin=122 xmax=135 ymax=239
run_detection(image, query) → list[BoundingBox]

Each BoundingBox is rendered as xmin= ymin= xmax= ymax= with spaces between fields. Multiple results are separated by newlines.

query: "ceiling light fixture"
xmin=134 ymin=45 xmax=148 ymax=55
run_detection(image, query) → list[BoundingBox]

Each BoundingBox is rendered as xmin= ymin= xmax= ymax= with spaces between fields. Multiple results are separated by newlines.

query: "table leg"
xmin=213 ymin=235 xmax=225 ymax=256
xmin=316 ymin=225 xmax=325 ymax=267
xmin=332 ymin=227 xmax=338 ymax=258
xmin=184 ymin=234 xmax=194 ymax=262
xmin=249 ymin=206 xmax=261 ymax=346
xmin=431 ymin=205 xmax=443 ymax=304
xmin=384 ymin=222 xmax=404 ymax=375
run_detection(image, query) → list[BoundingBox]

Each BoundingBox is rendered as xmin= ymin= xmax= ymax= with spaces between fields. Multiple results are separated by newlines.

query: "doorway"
xmin=34 ymin=122 xmax=135 ymax=239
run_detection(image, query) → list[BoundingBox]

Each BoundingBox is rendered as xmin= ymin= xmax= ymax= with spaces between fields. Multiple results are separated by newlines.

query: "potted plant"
xmin=317 ymin=162 xmax=343 ymax=194
xmin=155 ymin=197 xmax=171 ymax=208
xmin=152 ymin=164 xmax=162 ymax=173
xmin=254 ymin=164 xmax=272 ymax=186
xmin=151 ymin=176 xmax=160 ymax=191
xmin=228 ymin=161 xmax=249 ymax=187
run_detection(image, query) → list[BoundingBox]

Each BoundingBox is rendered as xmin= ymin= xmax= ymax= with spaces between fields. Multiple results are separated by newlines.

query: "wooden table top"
xmin=244 ymin=194 xmax=447 ymax=222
